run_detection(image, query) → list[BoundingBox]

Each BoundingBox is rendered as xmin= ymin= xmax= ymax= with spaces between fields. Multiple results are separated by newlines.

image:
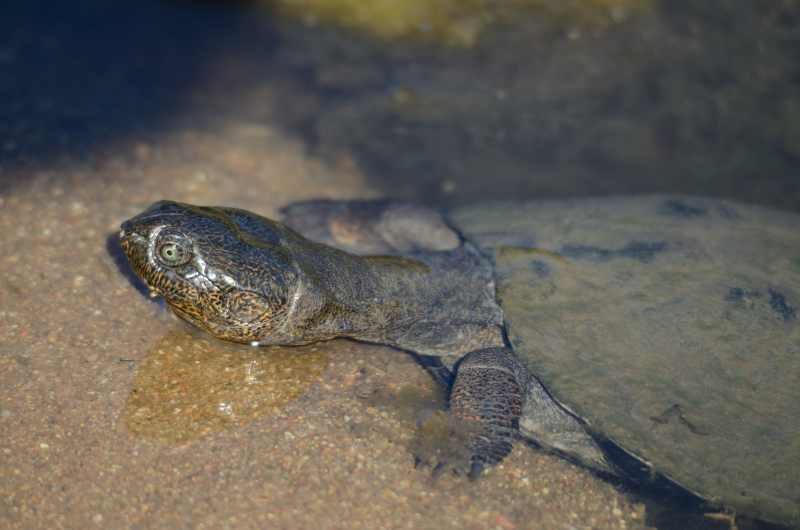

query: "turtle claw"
xmin=413 ymin=456 xmax=449 ymax=478
xmin=413 ymin=456 xmax=473 ymax=481
xmin=410 ymin=408 xmax=509 ymax=480
xmin=430 ymin=462 xmax=447 ymax=481
xmin=411 ymin=409 xmax=480 ymax=479
xmin=412 ymin=451 xmax=469 ymax=481
xmin=468 ymin=460 xmax=485 ymax=480
xmin=411 ymin=443 xmax=500 ymax=481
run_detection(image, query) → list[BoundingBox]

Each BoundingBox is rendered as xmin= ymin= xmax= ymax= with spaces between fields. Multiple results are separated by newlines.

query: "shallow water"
xmin=124 ymin=328 xmax=330 ymax=443
xmin=1 ymin=1 xmax=798 ymax=529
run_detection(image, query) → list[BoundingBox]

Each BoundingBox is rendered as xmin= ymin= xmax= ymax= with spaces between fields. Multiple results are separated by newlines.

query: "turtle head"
xmin=119 ymin=200 xmax=299 ymax=344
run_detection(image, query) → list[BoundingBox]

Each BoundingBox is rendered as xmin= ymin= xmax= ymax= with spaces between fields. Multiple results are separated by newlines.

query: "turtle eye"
xmin=156 ymin=238 xmax=192 ymax=266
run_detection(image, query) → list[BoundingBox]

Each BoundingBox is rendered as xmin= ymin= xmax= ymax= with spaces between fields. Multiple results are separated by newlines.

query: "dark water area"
xmin=2 ymin=1 xmax=799 ymax=211
xmin=1 ymin=1 xmax=798 ymax=529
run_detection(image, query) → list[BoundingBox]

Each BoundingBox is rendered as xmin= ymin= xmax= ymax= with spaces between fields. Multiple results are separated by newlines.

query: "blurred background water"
xmin=2 ymin=0 xmax=799 ymax=210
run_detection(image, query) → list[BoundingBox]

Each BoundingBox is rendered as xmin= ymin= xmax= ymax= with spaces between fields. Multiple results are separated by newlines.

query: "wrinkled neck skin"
xmin=269 ymin=238 xmax=431 ymax=347
xmin=270 ymin=232 xmax=504 ymax=358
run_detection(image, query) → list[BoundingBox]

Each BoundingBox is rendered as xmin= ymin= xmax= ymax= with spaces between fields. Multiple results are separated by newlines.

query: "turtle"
xmin=118 ymin=195 xmax=800 ymax=526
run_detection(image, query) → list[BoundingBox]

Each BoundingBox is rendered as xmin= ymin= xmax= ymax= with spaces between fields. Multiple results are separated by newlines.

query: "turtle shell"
xmin=453 ymin=195 xmax=800 ymax=526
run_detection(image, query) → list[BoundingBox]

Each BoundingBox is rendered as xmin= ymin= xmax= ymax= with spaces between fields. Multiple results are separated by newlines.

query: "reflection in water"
xmin=124 ymin=328 xmax=328 ymax=443
xmin=271 ymin=0 xmax=653 ymax=47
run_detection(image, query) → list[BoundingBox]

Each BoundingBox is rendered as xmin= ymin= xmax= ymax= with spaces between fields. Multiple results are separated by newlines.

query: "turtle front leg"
xmin=449 ymin=347 xmax=526 ymax=476
xmin=436 ymin=347 xmax=613 ymax=477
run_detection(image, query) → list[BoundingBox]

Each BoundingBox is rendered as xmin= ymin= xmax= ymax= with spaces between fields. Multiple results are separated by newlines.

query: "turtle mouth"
xmin=168 ymin=302 xmax=204 ymax=329
xmin=118 ymin=227 xmax=148 ymax=275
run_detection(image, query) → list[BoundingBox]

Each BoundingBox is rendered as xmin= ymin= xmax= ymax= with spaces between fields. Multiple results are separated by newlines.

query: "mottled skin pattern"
xmin=120 ymin=200 xmax=609 ymax=475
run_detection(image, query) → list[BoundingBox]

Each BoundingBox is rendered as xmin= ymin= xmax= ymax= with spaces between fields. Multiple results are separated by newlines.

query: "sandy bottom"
xmin=0 ymin=120 xmax=654 ymax=530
